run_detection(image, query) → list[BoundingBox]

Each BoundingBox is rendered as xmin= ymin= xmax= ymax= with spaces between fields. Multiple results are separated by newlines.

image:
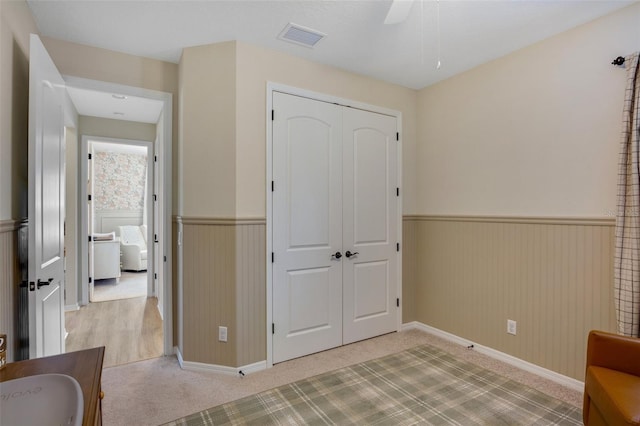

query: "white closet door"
xmin=342 ymin=107 xmax=398 ymax=345
xmin=272 ymin=93 xmax=343 ymax=363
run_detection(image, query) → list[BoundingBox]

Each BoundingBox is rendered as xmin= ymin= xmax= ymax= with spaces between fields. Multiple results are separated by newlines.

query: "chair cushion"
xmin=586 ymin=366 xmax=640 ymax=425
xmin=119 ymin=225 xmax=147 ymax=250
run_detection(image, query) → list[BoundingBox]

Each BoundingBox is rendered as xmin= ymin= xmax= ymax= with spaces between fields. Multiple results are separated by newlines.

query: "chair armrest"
xmin=586 ymin=330 xmax=640 ymax=377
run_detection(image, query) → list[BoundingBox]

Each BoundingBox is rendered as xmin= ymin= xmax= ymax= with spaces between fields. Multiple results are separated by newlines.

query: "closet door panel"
xmin=272 ymin=93 xmax=343 ymax=363
xmin=342 ymin=108 xmax=398 ymax=345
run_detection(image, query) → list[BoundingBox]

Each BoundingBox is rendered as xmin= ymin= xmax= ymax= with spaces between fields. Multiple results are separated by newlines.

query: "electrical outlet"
xmin=218 ymin=326 xmax=228 ymax=342
xmin=507 ymin=319 xmax=517 ymax=335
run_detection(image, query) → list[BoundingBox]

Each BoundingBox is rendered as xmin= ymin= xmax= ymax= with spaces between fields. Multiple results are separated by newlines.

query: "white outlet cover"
xmin=218 ymin=326 xmax=228 ymax=342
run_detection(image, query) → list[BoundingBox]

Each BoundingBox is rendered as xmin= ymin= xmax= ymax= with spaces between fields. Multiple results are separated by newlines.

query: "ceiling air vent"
xmin=278 ymin=23 xmax=326 ymax=48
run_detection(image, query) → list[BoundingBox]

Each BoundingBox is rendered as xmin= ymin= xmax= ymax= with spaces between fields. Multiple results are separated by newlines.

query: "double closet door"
xmin=272 ymin=92 xmax=399 ymax=363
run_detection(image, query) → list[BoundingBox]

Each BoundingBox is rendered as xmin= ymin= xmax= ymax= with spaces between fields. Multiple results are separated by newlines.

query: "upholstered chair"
xmin=583 ymin=330 xmax=640 ymax=425
xmin=118 ymin=225 xmax=148 ymax=271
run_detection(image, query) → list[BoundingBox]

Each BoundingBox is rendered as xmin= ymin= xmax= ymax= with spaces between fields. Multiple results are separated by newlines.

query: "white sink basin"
xmin=1 ymin=373 xmax=83 ymax=426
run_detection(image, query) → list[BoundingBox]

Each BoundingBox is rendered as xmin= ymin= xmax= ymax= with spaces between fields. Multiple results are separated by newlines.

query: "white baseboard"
xmin=175 ymin=347 xmax=267 ymax=377
xmin=65 ymin=304 xmax=80 ymax=312
xmin=401 ymin=321 xmax=584 ymax=392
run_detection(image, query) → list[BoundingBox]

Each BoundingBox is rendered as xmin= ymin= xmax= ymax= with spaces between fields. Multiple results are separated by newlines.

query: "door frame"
xmin=265 ymin=83 xmax=403 ymax=367
xmin=69 ymin=76 xmax=174 ymax=356
xmin=81 ymin=136 xmax=154 ymax=300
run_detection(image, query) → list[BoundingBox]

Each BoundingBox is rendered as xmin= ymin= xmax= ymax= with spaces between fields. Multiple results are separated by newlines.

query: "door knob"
xmin=345 ymin=251 xmax=359 ymax=258
xmin=37 ymin=278 xmax=53 ymax=289
xmin=331 ymin=251 xmax=342 ymax=260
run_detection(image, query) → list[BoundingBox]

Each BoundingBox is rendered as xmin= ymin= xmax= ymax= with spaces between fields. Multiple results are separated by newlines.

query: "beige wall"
xmin=41 ymin=37 xmax=180 ymax=212
xmin=0 ymin=0 xmax=38 ymax=220
xmin=235 ymin=41 xmax=418 ymax=217
xmin=179 ymin=42 xmax=237 ymax=217
xmin=410 ymin=4 xmax=640 ymax=380
xmin=179 ymin=41 xmax=417 ymax=366
xmin=78 ymin=116 xmax=157 ymax=142
xmin=181 ymin=40 xmax=419 ymax=218
xmin=416 ymin=2 xmax=640 ymax=217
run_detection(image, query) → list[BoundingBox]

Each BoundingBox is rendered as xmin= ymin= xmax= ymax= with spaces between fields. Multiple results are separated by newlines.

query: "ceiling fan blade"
xmin=384 ymin=0 xmax=415 ymax=25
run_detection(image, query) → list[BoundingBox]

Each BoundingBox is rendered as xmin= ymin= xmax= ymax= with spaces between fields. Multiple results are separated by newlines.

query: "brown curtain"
xmin=615 ymin=52 xmax=640 ymax=337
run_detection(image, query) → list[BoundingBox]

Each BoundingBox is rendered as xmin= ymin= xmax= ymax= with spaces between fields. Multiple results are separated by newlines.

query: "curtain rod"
xmin=612 ymin=56 xmax=625 ymax=66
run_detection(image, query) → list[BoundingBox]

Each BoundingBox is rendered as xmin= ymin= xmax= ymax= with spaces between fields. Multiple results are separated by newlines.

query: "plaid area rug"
xmin=164 ymin=344 xmax=582 ymax=425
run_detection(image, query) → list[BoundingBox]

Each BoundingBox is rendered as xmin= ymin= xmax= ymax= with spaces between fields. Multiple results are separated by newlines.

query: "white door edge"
xmin=265 ymin=82 xmax=403 ymax=367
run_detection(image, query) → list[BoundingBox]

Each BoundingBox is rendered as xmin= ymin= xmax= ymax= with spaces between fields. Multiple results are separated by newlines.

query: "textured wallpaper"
xmin=94 ymin=151 xmax=147 ymax=211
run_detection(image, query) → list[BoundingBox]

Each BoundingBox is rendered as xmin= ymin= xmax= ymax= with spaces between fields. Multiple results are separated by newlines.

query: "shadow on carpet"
xmin=164 ymin=344 xmax=582 ymax=425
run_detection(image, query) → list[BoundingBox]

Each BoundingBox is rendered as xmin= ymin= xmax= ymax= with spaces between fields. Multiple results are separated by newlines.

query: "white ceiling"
xmin=67 ymin=86 xmax=163 ymax=123
xmin=28 ymin=0 xmax=635 ymax=90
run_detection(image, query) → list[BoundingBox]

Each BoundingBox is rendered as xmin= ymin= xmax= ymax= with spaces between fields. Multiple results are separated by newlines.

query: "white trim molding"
xmin=64 ymin=304 xmax=80 ymax=312
xmin=403 ymin=214 xmax=615 ymax=227
xmin=176 ymin=348 xmax=267 ymax=377
xmin=0 ymin=219 xmax=26 ymax=233
xmin=401 ymin=321 xmax=584 ymax=392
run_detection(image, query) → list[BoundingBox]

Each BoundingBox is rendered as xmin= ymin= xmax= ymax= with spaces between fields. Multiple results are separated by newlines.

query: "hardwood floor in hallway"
xmin=65 ymin=296 xmax=163 ymax=367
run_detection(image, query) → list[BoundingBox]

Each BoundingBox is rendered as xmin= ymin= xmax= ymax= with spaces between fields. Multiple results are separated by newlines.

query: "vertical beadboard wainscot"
xmin=180 ymin=217 xmax=265 ymax=368
xmin=406 ymin=215 xmax=617 ymax=381
xmin=0 ymin=220 xmax=22 ymax=363
xmin=402 ymin=219 xmax=418 ymax=323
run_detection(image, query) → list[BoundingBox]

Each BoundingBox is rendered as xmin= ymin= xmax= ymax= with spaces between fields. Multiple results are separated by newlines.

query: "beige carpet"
xmin=92 ymin=271 xmax=147 ymax=302
xmin=100 ymin=329 xmax=583 ymax=426
xmin=165 ymin=344 xmax=581 ymax=425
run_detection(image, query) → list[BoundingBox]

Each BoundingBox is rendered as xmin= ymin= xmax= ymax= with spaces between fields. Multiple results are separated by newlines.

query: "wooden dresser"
xmin=0 ymin=347 xmax=105 ymax=426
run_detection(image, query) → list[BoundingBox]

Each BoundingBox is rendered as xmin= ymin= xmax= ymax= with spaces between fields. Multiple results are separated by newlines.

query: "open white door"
xmin=27 ymin=34 xmax=66 ymax=358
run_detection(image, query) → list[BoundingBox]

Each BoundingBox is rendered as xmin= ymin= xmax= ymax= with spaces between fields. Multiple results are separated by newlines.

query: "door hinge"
xmin=272 ymin=323 xmax=275 ymax=334
xmin=396 ymin=187 xmax=400 ymax=197
xmin=271 ymin=181 xmax=274 ymax=192
xmin=164 ymin=255 xmax=167 ymax=262
xmin=89 ymin=277 xmax=92 ymax=284
xmin=271 ymin=252 xmax=275 ymax=263
xmin=271 ymin=110 xmax=275 ymax=121
xmin=154 ymin=234 xmax=158 ymax=243
xmin=88 ymin=235 xmax=92 ymax=242
xmin=154 ymin=273 xmax=158 ymax=279
xmin=88 ymin=194 xmax=92 ymax=201
xmin=154 ymin=155 xmax=158 ymax=162
xmin=397 ymin=298 xmax=400 ymax=307
xmin=88 ymin=153 xmax=92 ymax=160
xmin=153 ymin=194 xmax=157 ymax=201
xmin=397 ymin=242 xmax=400 ymax=252
xmin=396 ymin=132 xmax=399 ymax=141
